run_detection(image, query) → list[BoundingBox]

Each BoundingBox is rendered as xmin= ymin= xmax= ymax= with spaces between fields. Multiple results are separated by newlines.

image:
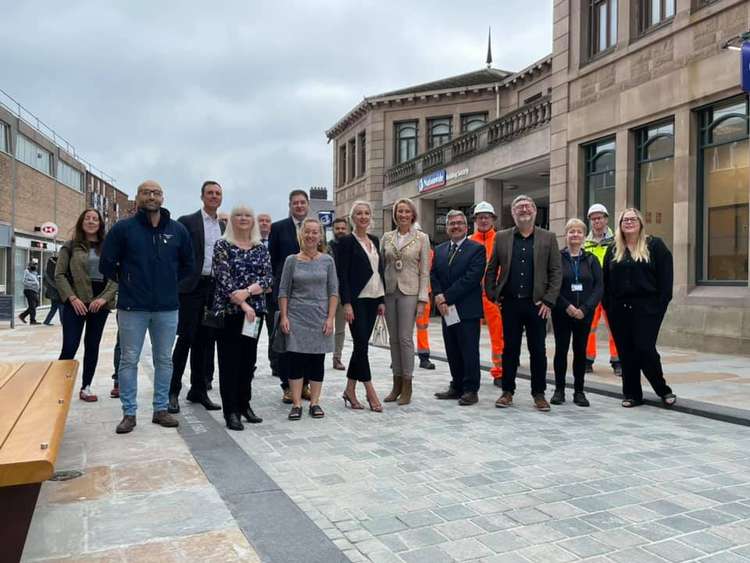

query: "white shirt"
xmin=202 ymin=209 xmax=222 ymax=276
xmin=356 ymin=236 xmax=385 ymax=299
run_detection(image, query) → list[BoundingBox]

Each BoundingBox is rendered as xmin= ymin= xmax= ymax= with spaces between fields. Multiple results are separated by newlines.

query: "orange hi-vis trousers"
xmin=586 ymin=303 xmax=619 ymax=364
xmin=416 ymin=298 xmax=431 ymax=356
xmin=483 ymin=295 xmax=504 ymax=378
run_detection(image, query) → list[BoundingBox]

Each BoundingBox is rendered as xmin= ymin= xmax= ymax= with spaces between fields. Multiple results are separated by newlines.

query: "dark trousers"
xmin=43 ymin=299 xmax=61 ymax=324
xmin=287 ymin=352 xmax=325 ymax=382
xmin=607 ymin=303 xmax=672 ymax=402
xmin=20 ymin=290 xmax=39 ymax=322
xmin=552 ymin=310 xmax=592 ymax=393
xmin=346 ymin=298 xmax=379 ymax=382
xmin=265 ymin=297 xmax=287 ymax=389
xmin=501 ymin=298 xmax=548 ymax=396
xmin=442 ymin=317 xmax=481 ymax=393
xmin=216 ymin=312 xmax=261 ymax=417
xmin=59 ymin=302 xmax=110 ymax=388
xmin=170 ymin=277 xmax=213 ymax=397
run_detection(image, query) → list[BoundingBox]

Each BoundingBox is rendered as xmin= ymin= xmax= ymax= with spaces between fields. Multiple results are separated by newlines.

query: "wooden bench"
xmin=0 ymin=360 xmax=78 ymax=563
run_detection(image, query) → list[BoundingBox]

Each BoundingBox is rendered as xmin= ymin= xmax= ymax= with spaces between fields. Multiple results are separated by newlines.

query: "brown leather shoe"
xmin=301 ymin=384 xmax=311 ymax=401
xmin=398 ymin=378 xmax=412 ymax=405
xmin=533 ymin=394 xmax=551 ymax=412
xmin=152 ymin=410 xmax=179 ymax=427
xmin=116 ymin=415 xmax=136 ymax=434
xmin=332 ymin=358 xmax=346 ymax=371
xmin=384 ymin=376 xmax=403 ymax=402
xmin=458 ymin=391 xmax=478 ymax=405
xmin=282 ymin=389 xmax=293 ymax=404
xmin=434 ymin=387 xmax=461 ymax=400
xmin=495 ymin=392 xmax=513 ymax=408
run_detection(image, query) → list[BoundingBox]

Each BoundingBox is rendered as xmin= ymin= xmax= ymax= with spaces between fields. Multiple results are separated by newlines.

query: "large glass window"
xmin=57 ymin=160 xmax=83 ymax=192
xmin=358 ymin=131 xmax=366 ymax=176
xmin=640 ymin=0 xmax=675 ymax=32
xmin=590 ymin=0 xmax=617 ymax=56
xmin=698 ymin=98 xmax=749 ymax=284
xmin=584 ymin=138 xmax=616 ymax=218
xmin=428 ymin=117 xmax=452 ymax=148
xmin=16 ymin=134 xmax=52 ymax=175
xmin=460 ymin=113 xmax=488 ymax=133
xmin=347 ymin=138 xmax=356 ymax=182
xmin=0 ymin=121 xmax=9 ymax=154
xmin=338 ymin=144 xmax=346 ymax=186
xmin=636 ymin=121 xmax=674 ymax=250
xmin=395 ymin=121 xmax=418 ymax=164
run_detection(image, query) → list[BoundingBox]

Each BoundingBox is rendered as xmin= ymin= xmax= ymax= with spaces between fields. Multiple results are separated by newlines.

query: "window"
xmin=16 ymin=134 xmax=52 ymax=175
xmin=636 ymin=121 xmax=674 ymax=250
xmin=57 ymin=160 xmax=83 ymax=192
xmin=338 ymin=144 xmax=346 ymax=186
xmin=395 ymin=121 xmax=418 ymax=164
xmin=358 ymin=131 xmax=366 ymax=176
xmin=640 ymin=0 xmax=674 ymax=32
xmin=590 ymin=0 xmax=617 ymax=56
xmin=0 ymin=121 xmax=9 ymax=154
xmin=698 ymin=97 xmax=749 ymax=284
xmin=460 ymin=113 xmax=488 ymax=133
xmin=347 ymin=138 xmax=356 ymax=182
xmin=428 ymin=117 xmax=452 ymax=148
xmin=584 ymin=138 xmax=616 ymax=219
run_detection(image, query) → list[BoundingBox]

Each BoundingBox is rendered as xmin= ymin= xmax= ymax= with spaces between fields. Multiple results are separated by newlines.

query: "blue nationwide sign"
xmin=742 ymin=42 xmax=750 ymax=92
xmin=417 ymin=170 xmax=447 ymax=193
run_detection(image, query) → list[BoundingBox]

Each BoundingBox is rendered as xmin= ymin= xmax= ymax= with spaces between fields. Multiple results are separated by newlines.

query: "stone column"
xmin=414 ymin=198 xmax=436 ymax=239
xmin=672 ymin=106 xmax=693 ymax=297
xmin=474 ymin=178 xmax=504 ymax=229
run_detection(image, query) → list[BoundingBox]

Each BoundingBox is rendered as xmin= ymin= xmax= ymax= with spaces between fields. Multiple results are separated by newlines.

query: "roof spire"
xmin=486 ymin=27 xmax=493 ymax=68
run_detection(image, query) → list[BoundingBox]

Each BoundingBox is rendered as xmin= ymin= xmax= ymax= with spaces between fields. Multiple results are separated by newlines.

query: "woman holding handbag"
xmin=212 ymin=204 xmax=272 ymax=430
xmin=278 ymin=218 xmax=338 ymax=420
xmin=336 ymin=201 xmax=385 ymax=412
xmin=380 ymin=198 xmax=430 ymax=405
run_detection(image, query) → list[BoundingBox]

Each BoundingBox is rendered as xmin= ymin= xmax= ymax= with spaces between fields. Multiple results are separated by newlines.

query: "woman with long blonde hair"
xmin=602 ymin=208 xmax=676 ymax=409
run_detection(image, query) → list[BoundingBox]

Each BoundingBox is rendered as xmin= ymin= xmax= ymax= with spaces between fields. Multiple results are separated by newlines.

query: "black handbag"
xmin=202 ymin=307 xmax=224 ymax=329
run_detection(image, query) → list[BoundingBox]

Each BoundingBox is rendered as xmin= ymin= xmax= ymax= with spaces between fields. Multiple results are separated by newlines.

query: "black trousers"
xmin=551 ymin=309 xmax=592 ymax=393
xmin=265 ymin=297 xmax=288 ymax=389
xmin=346 ymin=298 xmax=379 ymax=382
xmin=216 ymin=312 xmax=262 ymax=416
xmin=170 ymin=277 xmax=213 ymax=397
xmin=288 ymin=352 xmax=325 ymax=382
xmin=501 ymin=298 xmax=548 ymax=396
xmin=20 ymin=289 xmax=39 ymax=322
xmin=59 ymin=302 xmax=110 ymax=389
xmin=607 ymin=303 xmax=672 ymax=402
xmin=442 ymin=318 xmax=481 ymax=393
xmin=43 ymin=299 xmax=61 ymax=324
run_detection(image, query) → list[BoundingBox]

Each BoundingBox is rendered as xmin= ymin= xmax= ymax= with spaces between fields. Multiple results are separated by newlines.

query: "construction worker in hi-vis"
xmin=582 ymin=203 xmax=621 ymax=376
xmin=469 ymin=201 xmax=504 ymax=385
xmin=416 ymin=237 xmax=436 ymax=370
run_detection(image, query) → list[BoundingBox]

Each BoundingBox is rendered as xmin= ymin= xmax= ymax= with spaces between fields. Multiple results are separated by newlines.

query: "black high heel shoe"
xmin=225 ymin=413 xmax=244 ymax=431
xmin=241 ymin=406 xmax=263 ymax=424
xmin=342 ymin=392 xmax=364 ymax=410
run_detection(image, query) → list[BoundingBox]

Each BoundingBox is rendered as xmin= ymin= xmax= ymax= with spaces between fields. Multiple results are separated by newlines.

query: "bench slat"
xmin=0 ymin=363 xmax=23 ymax=392
xmin=0 ymin=363 xmax=51 ymax=449
xmin=0 ymin=360 xmax=78 ymax=487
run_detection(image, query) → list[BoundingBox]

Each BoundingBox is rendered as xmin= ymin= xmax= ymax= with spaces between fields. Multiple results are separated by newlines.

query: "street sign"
xmin=742 ymin=42 xmax=750 ymax=92
xmin=39 ymin=222 xmax=59 ymax=238
xmin=318 ymin=211 xmax=334 ymax=227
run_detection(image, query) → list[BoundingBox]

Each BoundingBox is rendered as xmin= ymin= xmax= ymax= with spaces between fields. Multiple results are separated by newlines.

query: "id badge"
xmin=571 ymin=283 xmax=583 ymax=292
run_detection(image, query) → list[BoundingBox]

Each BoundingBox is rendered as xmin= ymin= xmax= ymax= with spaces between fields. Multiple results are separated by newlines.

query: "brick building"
xmin=86 ymin=170 xmax=133 ymax=232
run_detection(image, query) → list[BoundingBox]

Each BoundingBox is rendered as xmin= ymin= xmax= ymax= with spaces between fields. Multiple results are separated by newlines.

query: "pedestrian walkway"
xmin=3 ymin=320 xmax=750 ymax=562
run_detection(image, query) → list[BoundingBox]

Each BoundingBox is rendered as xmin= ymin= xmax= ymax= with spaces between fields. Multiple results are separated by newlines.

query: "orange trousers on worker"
xmin=586 ymin=303 xmax=619 ymax=364
xmin=483 ymin=295 xmax=504 ymax=379
xmin=416 ymin=298 xmax=431 ymax=357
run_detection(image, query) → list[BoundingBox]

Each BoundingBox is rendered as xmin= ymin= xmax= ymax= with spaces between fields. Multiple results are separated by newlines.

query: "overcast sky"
xmin=3 ymin=1 xmax=552 ymax=220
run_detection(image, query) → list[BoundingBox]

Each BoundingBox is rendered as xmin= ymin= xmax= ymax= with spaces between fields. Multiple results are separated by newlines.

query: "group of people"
xmin=38 ymin=179 xmax=676 ymax=435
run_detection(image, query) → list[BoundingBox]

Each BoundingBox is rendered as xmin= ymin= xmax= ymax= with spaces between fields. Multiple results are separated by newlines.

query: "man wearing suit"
xmin=432 ymin=210 xmax=486 ymax=406
xmin=168 ymin=181 xmax=225 ymax=414
xmin=485 ymin=194 xmax=562 ymax=412
xmin=268 ymin=189 xmax=309 ymax=403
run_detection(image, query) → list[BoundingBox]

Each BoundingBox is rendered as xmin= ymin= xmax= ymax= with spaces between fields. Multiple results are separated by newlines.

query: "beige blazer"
xmin=380 ymin=229 xmax=431 ymax=302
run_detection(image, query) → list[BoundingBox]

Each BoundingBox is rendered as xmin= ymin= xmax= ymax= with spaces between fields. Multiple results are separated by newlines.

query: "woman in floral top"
xmin=212 ymin=204 xmax=272 ymax=430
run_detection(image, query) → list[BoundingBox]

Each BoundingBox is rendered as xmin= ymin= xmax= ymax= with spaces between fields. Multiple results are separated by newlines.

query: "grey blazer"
xmin=380 ymin=229 xmax=431 ymax=303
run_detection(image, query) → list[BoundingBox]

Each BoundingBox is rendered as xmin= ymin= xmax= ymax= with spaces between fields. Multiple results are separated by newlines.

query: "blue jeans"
xmin=117 ymin=310 xmax=178 ymax=416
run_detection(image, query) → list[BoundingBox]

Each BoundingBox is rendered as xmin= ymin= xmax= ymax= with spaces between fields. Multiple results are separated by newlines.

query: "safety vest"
xmin=583 ymin=228 xmax=614 ymax=266
xmin=470 ymin=227 xmax=496 ymax=263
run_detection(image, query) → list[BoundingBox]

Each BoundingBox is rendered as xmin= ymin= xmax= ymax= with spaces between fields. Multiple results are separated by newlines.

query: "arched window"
xmin=584 ymin=138 xmax=616 ymax=217
xmin=395 ymin=121 xmax=417 ymax=164
xmin=636 ymin=121 xmax=674 ymax=251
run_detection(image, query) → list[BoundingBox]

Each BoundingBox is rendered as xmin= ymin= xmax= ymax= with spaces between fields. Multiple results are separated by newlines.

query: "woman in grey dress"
xmin=278 ymin=218 xmax=339 ymax=420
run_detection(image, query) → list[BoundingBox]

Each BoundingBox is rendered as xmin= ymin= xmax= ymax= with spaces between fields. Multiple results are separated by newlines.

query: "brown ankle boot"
xmin=398 ymin=378 xmax=413 ymax=405
xmin=384 ymin=376 xmax=402 ymax=402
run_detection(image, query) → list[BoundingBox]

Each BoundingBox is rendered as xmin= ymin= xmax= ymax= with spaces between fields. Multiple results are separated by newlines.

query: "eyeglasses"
xmin=447 ymin=220 xmax=466 ymax=227
xmin=621 ymin=217 xmax=640 ymax=224
xmin=139 ymin=190 xmax=163 ymax=197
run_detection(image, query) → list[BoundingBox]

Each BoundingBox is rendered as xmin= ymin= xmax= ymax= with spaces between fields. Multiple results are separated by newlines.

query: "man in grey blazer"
xmin=485 ymin=195 xmax=561 ymax=412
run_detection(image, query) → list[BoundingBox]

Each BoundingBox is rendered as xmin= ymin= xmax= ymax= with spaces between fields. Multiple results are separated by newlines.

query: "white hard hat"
xmin=587 ymin=203 xmax=609 ymax=217
xmin=473 ymin=201 xmax=496 ymax=216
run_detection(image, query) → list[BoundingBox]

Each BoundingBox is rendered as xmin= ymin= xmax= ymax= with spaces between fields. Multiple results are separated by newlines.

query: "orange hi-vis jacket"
xmin=470 ymin=228 xmax=504 ymax=378
xmin=416 ymin=248 xmax=433 ymax=356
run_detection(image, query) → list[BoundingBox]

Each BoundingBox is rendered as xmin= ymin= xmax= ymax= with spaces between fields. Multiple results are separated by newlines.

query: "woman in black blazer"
xmin=337 ymin=201 xmax=385 ymax=411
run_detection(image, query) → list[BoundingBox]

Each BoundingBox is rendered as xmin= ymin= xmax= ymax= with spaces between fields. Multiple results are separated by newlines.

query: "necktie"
xmin=448 ymin=243 xmax=458 ymax=265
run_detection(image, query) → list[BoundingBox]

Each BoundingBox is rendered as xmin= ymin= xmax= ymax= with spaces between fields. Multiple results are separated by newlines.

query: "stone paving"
xmin=3 ymin=317 xmax=750 ymax=562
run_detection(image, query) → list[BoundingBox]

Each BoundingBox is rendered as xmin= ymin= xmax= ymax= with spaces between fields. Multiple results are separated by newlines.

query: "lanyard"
xmin=568 ymin=253 xmax=581 ymax=283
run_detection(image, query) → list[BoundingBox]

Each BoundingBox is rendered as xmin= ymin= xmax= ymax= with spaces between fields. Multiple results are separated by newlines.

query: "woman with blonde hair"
xmin=602 ymin=208 xmax=676 ymax=408
xmin=212 ymin=204 xmax=272 ymax=429
xmin=278 ymin=217 xmax=338 ymax=420
xmin=551 ymin=218 xmax=602 ymax=407
xmin=380 ymin=198 xmax=430 ymax=405
xmin=336 ymin=200 xmax=385 ymax=411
